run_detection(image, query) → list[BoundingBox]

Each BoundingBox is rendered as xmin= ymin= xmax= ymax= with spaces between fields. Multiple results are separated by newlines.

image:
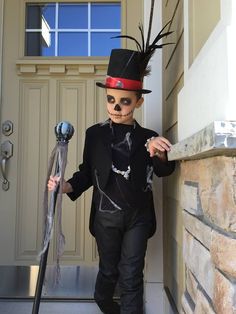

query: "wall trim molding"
xmin=16 ymin=59 xmax=108 ymax=76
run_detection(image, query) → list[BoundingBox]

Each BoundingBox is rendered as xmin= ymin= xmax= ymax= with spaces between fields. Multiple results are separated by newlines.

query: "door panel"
xmin=16 ymin=80 xmax=49 ymax=261
xmin=57 ymin=80 xmax=86 ymax=263
xmin=13 ymin=76 xmax=106 ymax=265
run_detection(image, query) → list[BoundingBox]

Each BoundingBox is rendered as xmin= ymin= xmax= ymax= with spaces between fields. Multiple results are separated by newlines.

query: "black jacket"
xmin=67 ymin=120 xmax=175 ymax=237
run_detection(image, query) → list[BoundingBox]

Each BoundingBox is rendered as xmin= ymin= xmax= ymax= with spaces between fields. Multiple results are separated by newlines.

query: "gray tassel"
xmin=38 ymin=141 xmax=68 ymax=285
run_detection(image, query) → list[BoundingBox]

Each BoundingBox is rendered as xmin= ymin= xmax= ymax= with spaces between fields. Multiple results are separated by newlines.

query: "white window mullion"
xmin=88 ymin=3 xmax=91 ymax=56
xmin=55 ymin=3 xmax=59 ymax=56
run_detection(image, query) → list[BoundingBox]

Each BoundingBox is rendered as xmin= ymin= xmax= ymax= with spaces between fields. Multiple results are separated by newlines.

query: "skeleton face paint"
xmin=106 ymin=89 xmax=144 ymax=125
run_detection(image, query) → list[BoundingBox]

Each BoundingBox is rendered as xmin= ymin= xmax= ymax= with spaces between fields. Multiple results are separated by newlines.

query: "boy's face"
xmin=106 ymin=88 xmax=144 ymax=125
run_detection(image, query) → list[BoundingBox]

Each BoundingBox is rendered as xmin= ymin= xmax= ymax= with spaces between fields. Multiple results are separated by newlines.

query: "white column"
xmin=143 ymin=0 xmax=162 ymax=134
xmin=143 ymin=1 xmax=166 ymax=313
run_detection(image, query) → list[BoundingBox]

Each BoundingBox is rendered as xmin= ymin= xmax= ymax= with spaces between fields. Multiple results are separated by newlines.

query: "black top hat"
xmin=96 ymin=48 xmax=151 ymax=94
xmin=96 ymin=0 xmax=173 ymax=95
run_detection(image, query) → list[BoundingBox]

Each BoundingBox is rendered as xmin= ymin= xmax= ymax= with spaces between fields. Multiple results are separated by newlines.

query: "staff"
xmin=32 ymin=121 xmax=74 ymax=314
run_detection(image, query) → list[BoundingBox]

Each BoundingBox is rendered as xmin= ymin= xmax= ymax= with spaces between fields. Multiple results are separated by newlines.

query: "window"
xmin=25 ymin=2 xmax=121 ymax=57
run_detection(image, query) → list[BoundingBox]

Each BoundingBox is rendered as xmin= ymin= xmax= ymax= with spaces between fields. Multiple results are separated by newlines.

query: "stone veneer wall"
xmin=168 ymin=121 xmax=236 ymax=313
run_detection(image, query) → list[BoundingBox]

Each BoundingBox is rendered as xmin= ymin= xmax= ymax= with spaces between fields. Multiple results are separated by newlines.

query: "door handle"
xmin=0 ymin=156 xmax=8 ymax=190
xmin=0 ymin=140 xmax=13 ymax=191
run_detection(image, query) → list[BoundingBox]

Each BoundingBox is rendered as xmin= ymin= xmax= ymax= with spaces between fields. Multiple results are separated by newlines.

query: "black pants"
xmin=93 ymin=209 xmax=152 ymax=314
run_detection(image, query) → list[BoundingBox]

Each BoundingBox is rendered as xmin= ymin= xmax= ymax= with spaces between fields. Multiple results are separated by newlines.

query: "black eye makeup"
xmin=107 ymin=95 xmax=115 ymax=104
xmin=107 ymin=95 xmax=132 ymax=106
xmin=120 ymin=98 xmax=132 ymax=106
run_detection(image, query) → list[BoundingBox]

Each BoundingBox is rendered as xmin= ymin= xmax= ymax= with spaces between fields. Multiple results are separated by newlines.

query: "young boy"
xmin=48 ymin=48 xmax=175 ymax=314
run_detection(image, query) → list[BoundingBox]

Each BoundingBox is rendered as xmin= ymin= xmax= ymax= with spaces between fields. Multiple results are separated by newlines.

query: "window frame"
xmin=25 ymin=1 xmax=122 ymax=57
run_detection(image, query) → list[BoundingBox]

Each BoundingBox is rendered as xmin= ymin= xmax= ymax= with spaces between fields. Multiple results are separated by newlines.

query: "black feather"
xmin=152 ymin=43 xmax=175 ymax=49
xmin=138 ymin=23 xmax=145 ymax=53
xmin=146 ymin=0 xmax=155 ymax=50
xmin=112 ymin=2 xmax=174 ymax=80
xmin=111 ymin=35 xmax=142 ymax=51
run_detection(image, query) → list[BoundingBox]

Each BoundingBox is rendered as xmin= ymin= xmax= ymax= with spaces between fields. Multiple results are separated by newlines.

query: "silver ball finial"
xmin=55 ymin=121 xmax=74 ymax=142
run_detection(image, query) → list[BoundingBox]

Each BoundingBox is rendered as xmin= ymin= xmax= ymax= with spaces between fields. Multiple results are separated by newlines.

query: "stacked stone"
xmin=168 ymin=122 xmax=236 ymax=314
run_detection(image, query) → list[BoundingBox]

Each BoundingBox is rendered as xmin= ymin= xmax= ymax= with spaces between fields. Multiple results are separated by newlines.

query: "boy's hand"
xmin=147 ymin=136 xmax=172 ymax=160
xmin=47 ymin=176 xmax=73 ymax=193
xmin=47 ymin=175 xmax=60 ymax=191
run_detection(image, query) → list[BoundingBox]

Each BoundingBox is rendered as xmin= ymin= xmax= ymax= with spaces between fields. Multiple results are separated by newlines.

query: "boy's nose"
xmin=114 ymin=104 xmax=121 ymax=111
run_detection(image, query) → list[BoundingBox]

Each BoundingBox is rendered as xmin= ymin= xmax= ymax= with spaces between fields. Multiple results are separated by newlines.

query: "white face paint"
xmin=106 ymin=88 xmax=144 ymax=125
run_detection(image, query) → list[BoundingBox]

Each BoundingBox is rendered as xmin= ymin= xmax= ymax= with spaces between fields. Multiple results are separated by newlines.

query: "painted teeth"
xmin=108 ymin=110 xmax=133 ymax=117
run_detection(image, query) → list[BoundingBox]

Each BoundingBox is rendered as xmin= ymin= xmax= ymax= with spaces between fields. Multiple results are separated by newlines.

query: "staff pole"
xmin=32 ymin=121 xmax=74 ymax=314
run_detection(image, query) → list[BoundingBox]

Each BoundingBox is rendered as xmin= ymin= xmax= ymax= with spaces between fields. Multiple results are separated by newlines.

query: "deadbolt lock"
xmin=2 ymin=120 xmax=13 ymax=136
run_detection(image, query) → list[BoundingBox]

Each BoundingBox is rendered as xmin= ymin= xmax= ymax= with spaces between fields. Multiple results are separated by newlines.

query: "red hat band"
xmin=105 ymin=76 xmax=142 ymax=91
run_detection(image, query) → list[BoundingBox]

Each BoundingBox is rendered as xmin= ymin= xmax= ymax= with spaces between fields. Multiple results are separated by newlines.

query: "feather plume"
xmin=112 ymin=0 xmax=174 ymax=80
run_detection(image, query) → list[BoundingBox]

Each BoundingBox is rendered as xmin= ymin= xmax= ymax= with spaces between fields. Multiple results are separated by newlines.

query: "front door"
xmin=0 ymin=0 xmax=142 ymax=266
xmin=0 ymin=0 xmax=110 ymax=266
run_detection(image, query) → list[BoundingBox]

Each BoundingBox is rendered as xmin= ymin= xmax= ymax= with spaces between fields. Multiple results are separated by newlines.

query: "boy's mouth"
xmin=107 ymin=109 xmax=134 ymax=117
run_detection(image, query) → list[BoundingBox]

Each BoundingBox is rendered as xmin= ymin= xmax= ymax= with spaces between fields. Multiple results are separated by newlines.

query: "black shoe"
xmin=97 ymin=300 xmax=120 ymax=314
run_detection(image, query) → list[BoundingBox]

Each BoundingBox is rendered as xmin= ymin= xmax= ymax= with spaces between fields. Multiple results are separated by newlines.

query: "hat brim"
xmin=96 ymin=82 xmax=152 ymax=94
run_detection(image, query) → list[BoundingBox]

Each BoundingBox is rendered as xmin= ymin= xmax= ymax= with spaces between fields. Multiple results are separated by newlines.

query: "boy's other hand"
xmin=147 ymin=136 xmax=172 ymax=159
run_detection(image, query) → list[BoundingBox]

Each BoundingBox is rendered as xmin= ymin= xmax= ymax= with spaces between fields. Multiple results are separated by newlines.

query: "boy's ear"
xmin=135 ymin=96 xmax=144 ymax=108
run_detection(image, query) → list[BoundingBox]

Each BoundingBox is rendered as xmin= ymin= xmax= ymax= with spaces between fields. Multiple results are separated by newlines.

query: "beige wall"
xmin=188 ymin=0 xmax=221 ymax=65
xmin=162 ymin=0 xmax=184 ymax=311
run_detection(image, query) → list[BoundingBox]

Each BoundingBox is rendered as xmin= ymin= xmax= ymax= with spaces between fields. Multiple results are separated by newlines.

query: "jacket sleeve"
xmin=146 ymin=131 xmax=175 ymax=177
xmin=66 ymin=130 xmax=93 ymax=201
xmin=152 ymin=153 xmax=175 ymax=177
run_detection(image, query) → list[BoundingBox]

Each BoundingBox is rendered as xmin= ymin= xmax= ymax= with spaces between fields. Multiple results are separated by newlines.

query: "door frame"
xmin=0 ymin=0 xmax=4 ymax=119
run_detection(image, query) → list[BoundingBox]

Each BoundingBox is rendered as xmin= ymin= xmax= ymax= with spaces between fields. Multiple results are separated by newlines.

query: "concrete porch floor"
xmin=0 ymin=266 xmax=176 ymax=314
xmin=0 ymin=292 xmax=175 ymax=314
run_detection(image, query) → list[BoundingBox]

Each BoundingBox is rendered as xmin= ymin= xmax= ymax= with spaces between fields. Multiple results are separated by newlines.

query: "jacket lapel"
xmin=99 ymin=120 xmax=112 ymax=159
xmin=130 ymin=121 xmax=146 ymax=157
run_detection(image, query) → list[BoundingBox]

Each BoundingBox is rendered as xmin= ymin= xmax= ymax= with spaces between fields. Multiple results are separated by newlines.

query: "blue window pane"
xmin=58 ymin=4 xmax=88 ymax=29
xmin=91 ymin=4 xmax=121 ymax=29
xmin=91 ymin=32 xmax=121 ymax=56
xmin=42 ymin=4 xmax=56 ymax=29
xmin=25 ymin=32 xmax=55 ymax=56
xmin=26 ymin=4 xmax=55 ymax=29
xmin=42 ymin=32 xmax=55 ymax=56
xmin=58 ymin=32 xmax=88 ymax=56
xmin=26 ymin=5 xmax=42 ymax=29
